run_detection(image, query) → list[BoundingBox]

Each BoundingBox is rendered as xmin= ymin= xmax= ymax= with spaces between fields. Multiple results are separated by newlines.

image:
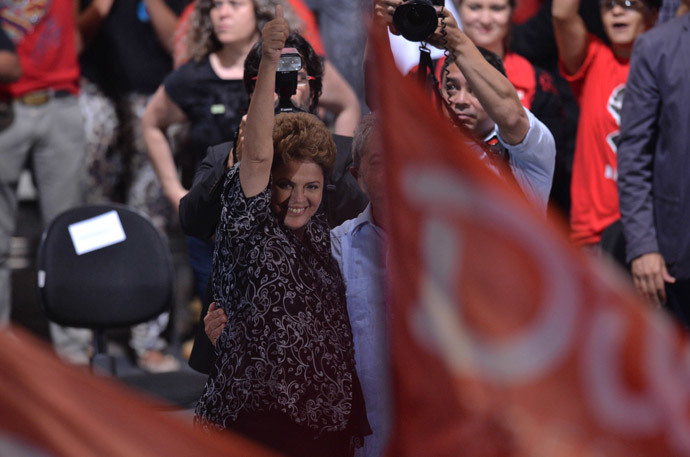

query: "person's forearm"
xmin=77 ymin=0 xmax=114 ymax=52
xmin=332 ymin=103 xmax=361 ymax=137
xmin=551 ymin=0 xmax=588 ymax=75
xmin=0 ymin=52 xmax=21 ymax=83
xmin=244 ymin=58 xmax=278 ymax=165
xmin=446 ymin=27 xmax=528 ymax=144
xmin=240 ymin=7 xmax=288 ymax=197
xmin=320 ymin=61 xmax=361 ymax=136
xmin=677 ymin=0 xmax=689 ymax=16
xmin=144 ymin=124 xmax=186 ymax=208
xmin=551 ymin=0 xmax=580 ymax=22
xmin=142 ymin=87 xmax=188 ymax=208
xmin=144 ymin=0 xmax=179 ymax=55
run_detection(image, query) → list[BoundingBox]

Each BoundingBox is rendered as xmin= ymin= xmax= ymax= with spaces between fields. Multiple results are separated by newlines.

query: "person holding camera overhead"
xmin=391 ymin=0 xmax=568 ymax=213
xmin=193 ymin=6 xmax=370 ymax=456
xmin=375 ymin=0 xmax=556 ymax=212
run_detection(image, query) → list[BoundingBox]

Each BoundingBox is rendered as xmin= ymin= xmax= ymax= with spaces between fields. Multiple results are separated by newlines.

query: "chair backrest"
xmin=36 ymin=204 xmax=174 ymax=330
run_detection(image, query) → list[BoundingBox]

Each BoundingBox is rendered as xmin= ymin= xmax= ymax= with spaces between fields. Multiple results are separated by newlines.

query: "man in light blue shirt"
xmin=331 ymin=114 xmax=391 ymax=457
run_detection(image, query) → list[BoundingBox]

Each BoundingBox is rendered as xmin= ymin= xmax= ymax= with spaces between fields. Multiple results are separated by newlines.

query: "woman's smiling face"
xmin=270 ymin=159 xmax=324 ymax=236
xmin=457 ymin=0 xmax=512 ymax=52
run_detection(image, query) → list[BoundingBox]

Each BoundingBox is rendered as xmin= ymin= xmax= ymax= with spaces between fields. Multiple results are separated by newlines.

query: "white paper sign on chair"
xmin=68 ymin=210 xmax=127 ymax=255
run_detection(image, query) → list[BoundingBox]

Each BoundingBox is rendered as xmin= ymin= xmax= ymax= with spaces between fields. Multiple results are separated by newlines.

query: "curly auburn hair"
xmin=186 ymin=0 xmax=304 ymax=62
xmin=272 ymin=112 xmax=336 ymax=176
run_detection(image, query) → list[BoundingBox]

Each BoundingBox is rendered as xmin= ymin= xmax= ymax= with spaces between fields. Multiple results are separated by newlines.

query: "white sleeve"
xmin=498 ymin=107 xmax=556 ymax=212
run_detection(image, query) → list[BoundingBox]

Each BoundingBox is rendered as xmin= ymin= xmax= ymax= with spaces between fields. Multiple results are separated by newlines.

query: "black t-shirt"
xmin=0 ymin=27 xmax=14 ymax=52
xmin=80 ymin=0 xmax=190 ymax=95
xmin=164 ymin=57 xmax=249 ymax=187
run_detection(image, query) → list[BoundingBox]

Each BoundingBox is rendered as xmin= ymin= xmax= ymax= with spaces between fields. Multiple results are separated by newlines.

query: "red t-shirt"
xmin=503 ymin=52 xmax=536 ymax=111
xmin=562 ymin=35 xmax=628 ymax=246
xmin=1 ymin=0 xmax=80 ymax=97
xmin=286 ymin=0 xmax=325 ymax=56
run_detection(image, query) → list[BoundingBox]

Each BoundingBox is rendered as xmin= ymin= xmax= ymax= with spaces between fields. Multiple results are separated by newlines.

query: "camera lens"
xmin=393 ymin=0 xmax=439 ymax=42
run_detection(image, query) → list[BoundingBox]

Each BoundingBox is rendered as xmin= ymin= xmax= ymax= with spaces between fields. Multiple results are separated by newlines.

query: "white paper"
xmin=68 ymin=210 xmax=126 ymax=255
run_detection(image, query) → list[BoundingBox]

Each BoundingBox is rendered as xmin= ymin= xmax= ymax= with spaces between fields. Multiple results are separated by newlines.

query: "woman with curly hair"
xmin=193 ymin=8 xmax=370 ymax=456
xmin=142 ymin=0 xmax=300 ymax=300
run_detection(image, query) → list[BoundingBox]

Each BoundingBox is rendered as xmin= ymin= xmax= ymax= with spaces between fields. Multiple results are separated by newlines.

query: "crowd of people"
xmin=1 ymin=0 xmax=689 ymax=455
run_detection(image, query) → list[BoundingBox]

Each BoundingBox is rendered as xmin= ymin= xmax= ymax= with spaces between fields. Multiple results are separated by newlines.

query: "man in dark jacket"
xmin=617 ymin=9 xmax=690 ymax=325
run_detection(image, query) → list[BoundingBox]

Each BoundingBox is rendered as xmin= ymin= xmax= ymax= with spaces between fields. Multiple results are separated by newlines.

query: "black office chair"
xmin=36 ymin=203 xmax=207 ymax=409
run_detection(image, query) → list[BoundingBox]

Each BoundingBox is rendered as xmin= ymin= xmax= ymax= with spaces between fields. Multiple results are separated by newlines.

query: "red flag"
xmin=370 ymin=23 xmax=690 ymax=457
xmin=0 ymin=326 xmax=281 ymax=457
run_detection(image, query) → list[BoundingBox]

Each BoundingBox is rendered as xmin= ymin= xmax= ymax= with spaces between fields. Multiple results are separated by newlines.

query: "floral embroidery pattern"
xmin=195 ymin=164 xmax=357 ymax=433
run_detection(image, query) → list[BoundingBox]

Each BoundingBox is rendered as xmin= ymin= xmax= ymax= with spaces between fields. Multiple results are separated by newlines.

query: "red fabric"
xmin=503 ymin=52 xmax=535 ymax=110
xmin=562 ymin=35 xmax=627 ymax=245
xmin=368 ymin=22 xmax=690 ymax=457
xmin=286 ymin=0 xmax=325 ymax=57
xmin=0 ymin=327 xmax=281 ymax=457
xmin=511 ymin=0 xmax=544 ymax=24
xmin=1 ymin=0 xmax=79 ymax=97
xmin=173 ymin=2 xmax=196 ymax=68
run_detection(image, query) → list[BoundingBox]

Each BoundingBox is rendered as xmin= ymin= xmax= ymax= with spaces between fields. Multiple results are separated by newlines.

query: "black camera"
xmin=275 ymin=52 xmax=302 ymax=113
xmin=393 ymin=0 xmax=444 ymax=42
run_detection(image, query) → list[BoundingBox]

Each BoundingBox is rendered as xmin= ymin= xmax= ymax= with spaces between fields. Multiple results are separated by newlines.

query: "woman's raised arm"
xmin=239 ymin=5 xmax=290 ymax=198
xmin=552 ymin=0 xmax=589 ymax=75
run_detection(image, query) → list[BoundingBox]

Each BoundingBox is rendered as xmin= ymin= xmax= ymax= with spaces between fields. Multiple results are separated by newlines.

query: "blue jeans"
xmin=187 ymin=236 xmax=214 ymax=300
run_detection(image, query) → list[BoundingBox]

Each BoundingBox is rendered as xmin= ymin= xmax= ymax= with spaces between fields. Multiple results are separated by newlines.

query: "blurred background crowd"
xmin=0 ymin=0 xmax=688 ymax=374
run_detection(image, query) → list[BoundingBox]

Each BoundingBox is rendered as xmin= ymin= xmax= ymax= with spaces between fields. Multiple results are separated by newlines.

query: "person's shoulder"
xmin=504 ymin=52 xmax=532 ymax=71
xmin=581 ymin=33 xmax=615 ymax=62
xmin=526 ymin=107 xmax=555 ymax=143
xmin=505 ymin=106 xmax=555 ymax=152
xmin=209 ymin=141 xmax=234 ymax=155
xmin=330 ymin=134 xmax=354 ymax=180
xmin=169 ymin=57 xmax=211 ymax=81
xmin=331 ymin=217 xmax=357 ymax=239
xmin=637 ymin=15 xmax=688 ymax=47
xmin=587 ymin=33 xmax=608 ymax=50
xmin=331 ymin=206 xmax=375 ymax=239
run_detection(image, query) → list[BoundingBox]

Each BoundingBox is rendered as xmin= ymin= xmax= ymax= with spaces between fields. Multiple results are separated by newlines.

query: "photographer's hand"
xmin=434 ymin=7 xmax=529 ymax=145
xmin=373 ymin=0 xmax=403 ymax=34
xmin=426 ymin=6 xmax=461 ymax=49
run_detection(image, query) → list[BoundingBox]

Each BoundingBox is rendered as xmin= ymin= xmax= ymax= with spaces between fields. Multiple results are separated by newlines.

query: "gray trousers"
xmin=0 ymin=95 xmax=86 ymax=325
xmin=78 ymin=83 xmax=171 ymax=358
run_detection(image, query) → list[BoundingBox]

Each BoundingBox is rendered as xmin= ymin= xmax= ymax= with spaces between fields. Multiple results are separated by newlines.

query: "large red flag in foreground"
xmin=0 ymin=326 xmax=280 ymax=457
xmin=370 ymin=25 xmax=690 ymax=457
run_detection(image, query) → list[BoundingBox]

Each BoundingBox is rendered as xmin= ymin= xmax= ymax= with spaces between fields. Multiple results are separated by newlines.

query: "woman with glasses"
xmin=552 ymin=0 xmax=660 ymax=250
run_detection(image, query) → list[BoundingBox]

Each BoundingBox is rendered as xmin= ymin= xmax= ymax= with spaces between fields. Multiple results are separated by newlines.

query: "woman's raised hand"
xmin=261 ymin=5 xmax=290 ymax=64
